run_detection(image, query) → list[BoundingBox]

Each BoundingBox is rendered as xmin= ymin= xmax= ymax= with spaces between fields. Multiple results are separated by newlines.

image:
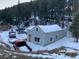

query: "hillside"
xmin=0 ymin=0 xmax=75 ymax=25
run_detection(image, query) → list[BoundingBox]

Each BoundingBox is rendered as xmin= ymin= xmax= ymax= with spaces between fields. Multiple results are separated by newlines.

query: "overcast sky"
xmin=0 ymin=0 xmax=31 ymax=9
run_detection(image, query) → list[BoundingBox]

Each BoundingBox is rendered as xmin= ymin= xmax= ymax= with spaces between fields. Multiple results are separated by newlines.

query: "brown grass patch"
xmin=48 ymin=46 xmax=66 ymax=54
xmin=0 ymin=23 xmax=11 ymax=31
xmin=65 ymin=52 xmax=77 ymax=58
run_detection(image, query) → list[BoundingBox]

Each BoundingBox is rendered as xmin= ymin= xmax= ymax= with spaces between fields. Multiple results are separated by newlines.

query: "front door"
xmin=29 ymin=34 xmax=32 ymax=42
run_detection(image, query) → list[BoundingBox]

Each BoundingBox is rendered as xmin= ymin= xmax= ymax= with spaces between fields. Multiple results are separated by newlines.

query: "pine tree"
xmin=70 ymin=13 xmax=79 ymax=42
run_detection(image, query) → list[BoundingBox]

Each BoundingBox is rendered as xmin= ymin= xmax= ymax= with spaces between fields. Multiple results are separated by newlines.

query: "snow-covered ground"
xmin=0 ymin=30 xmax=79 ymax=59
xmin=0 ymin=30 xmax=28 ymax=51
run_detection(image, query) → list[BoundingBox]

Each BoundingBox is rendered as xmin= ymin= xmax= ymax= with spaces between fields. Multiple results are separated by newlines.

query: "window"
xmin=50 ymin=37 xmax=52 ymax=41
xmin=38 ymin=38 xmax=40 ymax=42
xmin=56 ymin=35 xmax=58 ymax=39
xmin=35 ymin=37 xmax=40 ymax=42
xmin=35 ymin=37 xmax=37 ymax=41
xmin=36 ymin=28 xmax=38 ymax=31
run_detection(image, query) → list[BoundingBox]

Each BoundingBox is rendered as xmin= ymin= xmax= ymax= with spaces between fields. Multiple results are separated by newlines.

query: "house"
xmin=27 ymin=24 xmax=66 ymax=46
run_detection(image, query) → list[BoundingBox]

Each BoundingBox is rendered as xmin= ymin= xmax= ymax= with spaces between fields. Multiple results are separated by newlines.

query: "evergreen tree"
xmin=0 ymin=0 xmax=78 ymax=25
xmin=0 ymin=9 xmax=12 ymax=24
xmin=70 ymin=13 xmax=79 ymax=42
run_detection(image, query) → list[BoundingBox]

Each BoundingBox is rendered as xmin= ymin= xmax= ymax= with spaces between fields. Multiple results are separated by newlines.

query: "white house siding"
xmin=44 ymin=30 xmax=66 ymax=46
xmin=27 ymin=25 xmax=66 ymax=46
xmin=27 ymin=26 xmax=46 ymax=46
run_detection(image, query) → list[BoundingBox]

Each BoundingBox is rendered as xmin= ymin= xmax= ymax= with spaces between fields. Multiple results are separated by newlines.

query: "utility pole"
xmin=30 ymin=0 xmax=33 ymax=11
xmin=17 ymin=0 xmax=21 ymax=27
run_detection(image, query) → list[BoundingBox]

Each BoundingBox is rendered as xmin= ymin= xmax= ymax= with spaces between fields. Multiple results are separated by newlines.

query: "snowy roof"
xmin=38 ymin=24 xmax=62 ymax=33
xmin=30 ymin=15 xmax=34 ymax=19
xmin=26 ymin=24 xmax=62 ymax=33
xmin=25 ymin=26 xmax=34 ymax=32
xmin=36 ymin=16 xmax=40 ymax=21
xmin=27 ymin=26 xmax=34 ymax=30
xmin=30 ymin=14 xmax=40 ymax=21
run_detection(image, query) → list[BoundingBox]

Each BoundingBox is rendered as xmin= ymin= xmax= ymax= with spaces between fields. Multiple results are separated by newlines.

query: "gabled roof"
xmin=27 ymin=24 xmax=62 ymax=33
xmin=38 ymin=24 xmax=62 ymax=33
